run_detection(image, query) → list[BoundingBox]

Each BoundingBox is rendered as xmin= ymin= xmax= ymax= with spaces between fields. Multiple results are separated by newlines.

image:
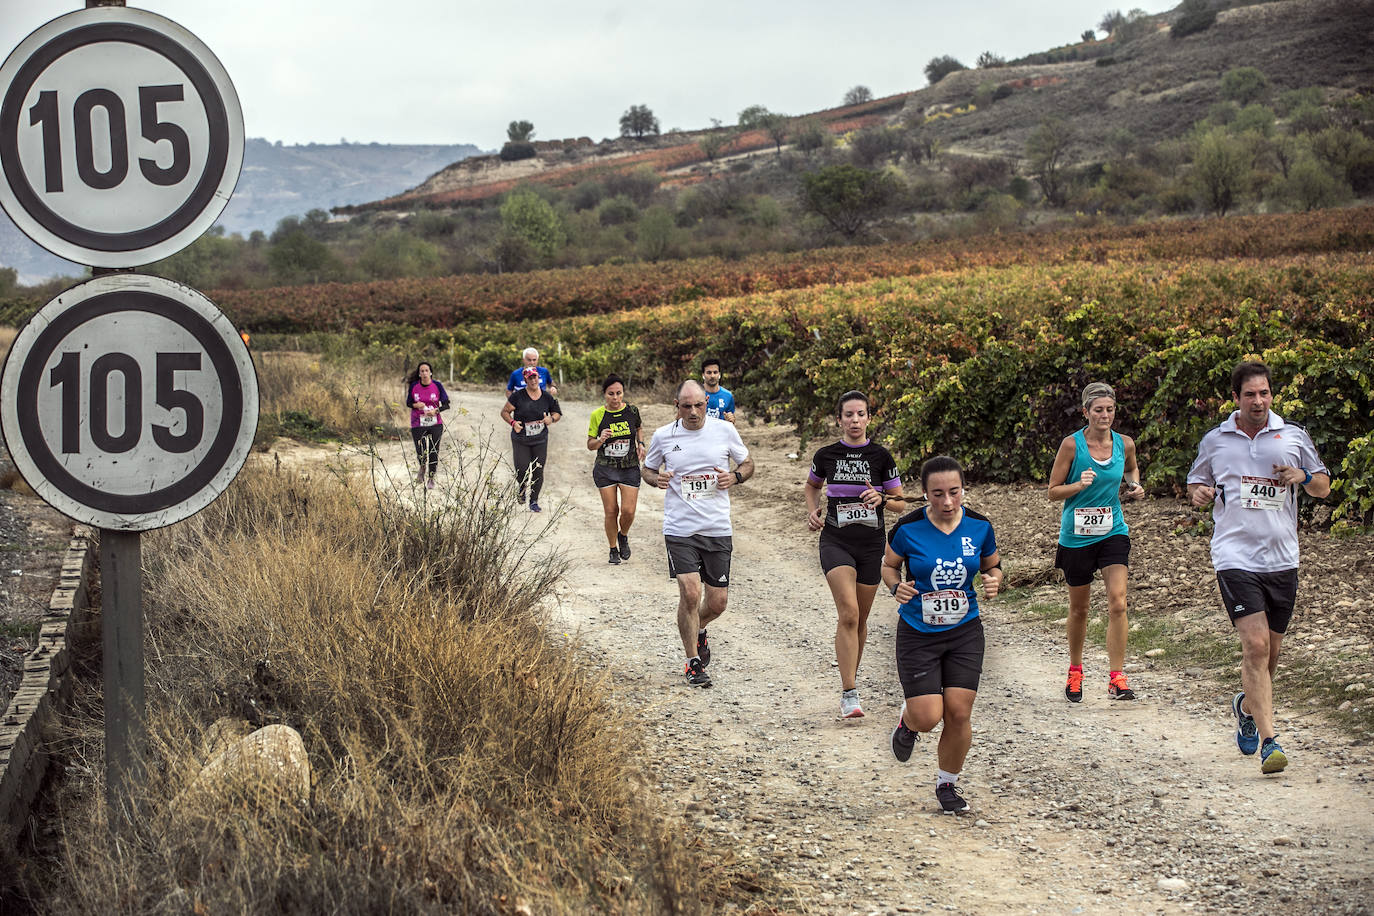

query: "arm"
xmin=1047 ymin=437 xmax=1094 ymax=501
xmin=881 ymin=544 xmax=917 ymax=603
xmin=404 ymin=384 xmax=417 ymax=409
xmin=435 ymin=382 xmax=450 ymax=412
xmin=548 ymin=411 xmax=562 ymax=424
xmin=804 ymin=480 xmax=825 ymax=531
xmin=979 ymin=550 xmax=1003 ymax=599
xmin=715 ymin=456 xmax=755 ymax=490
xmin=500 ymin=400 xmax=522 ymax=433
xmin=1122 ymin=437 xmax=1144 ymax=500
xmin=642 ymin=434 xmax=670 ymax=488
xmin=1273 ymin=464 xmax=1331 ymax=499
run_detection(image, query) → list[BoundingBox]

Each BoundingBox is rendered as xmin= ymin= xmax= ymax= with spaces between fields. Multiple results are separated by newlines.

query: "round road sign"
xmin=0 ymin=7 xmax=243 ymax=267
xmin=0 ymin=274 xmax=259 ymax=531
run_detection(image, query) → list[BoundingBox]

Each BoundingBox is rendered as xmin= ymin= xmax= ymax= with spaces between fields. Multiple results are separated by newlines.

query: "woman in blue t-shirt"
xmin=882 ymin=456 xmax=1002 ymax=814
xmin=1047 ymin=382 xmax=1145 ymax=703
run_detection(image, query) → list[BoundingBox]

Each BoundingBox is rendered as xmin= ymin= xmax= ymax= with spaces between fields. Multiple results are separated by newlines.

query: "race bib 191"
xmin=681 ymin=472 xmax=718 ymax=500
xmin=920 ymin=589 xmax=969 ymax=626
xmin=1240 ymin=476 xmax=1285 ymax=510
xmin=603 ymin=438 xmax=630 ymax=458
xmin=835 ymin=501 xmax=878 ymax=528
xmin=1073 ymin=506 xmax=1114 ymax=536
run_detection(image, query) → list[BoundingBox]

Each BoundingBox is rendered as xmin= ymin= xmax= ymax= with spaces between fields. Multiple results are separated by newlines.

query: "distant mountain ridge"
xmin=1 ymin=138 xmax=483 ymax=283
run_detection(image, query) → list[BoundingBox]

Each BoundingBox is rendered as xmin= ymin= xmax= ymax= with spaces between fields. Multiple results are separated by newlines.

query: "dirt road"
xmin=375 ymin=387 xmax=1373 ymax=914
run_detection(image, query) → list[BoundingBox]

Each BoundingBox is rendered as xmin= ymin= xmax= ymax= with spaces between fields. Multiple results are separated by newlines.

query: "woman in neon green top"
xmin=1047 ymin=382 xmax=1145 ymax=702
xmin=587 ymin=374 xmax=645 ymax=565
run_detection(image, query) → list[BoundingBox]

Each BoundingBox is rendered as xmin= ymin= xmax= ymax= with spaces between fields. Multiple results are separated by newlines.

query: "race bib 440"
xmin=1240 ymin=476 xmax=1285 ymax=510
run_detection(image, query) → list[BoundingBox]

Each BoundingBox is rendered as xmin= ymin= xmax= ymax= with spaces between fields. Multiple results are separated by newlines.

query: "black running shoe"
xmin=891 ymin=718 xmax=918 ymax=762
xmin=684 ymin=657 xmax=712 ymax=688
xmin=936 ymin=781 xmax=969 ymax=814
xmin=617 ymin=532 xmax=631 ymax=560
xmin=697 ymin=630 xmax=710 ymax=667
xmin=608 ymin=547 xmax=621 ymax=565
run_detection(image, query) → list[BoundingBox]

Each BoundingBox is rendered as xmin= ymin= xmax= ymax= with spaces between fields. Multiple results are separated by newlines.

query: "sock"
xmin=698 ymin=628 xmax=707 ymax=635
xmin=842 ymin=687 xmax=858 ymax=697
xmin=1110 ymin=670 xmax=1124 ymax=679
xmin=1069 ymin=664 xmax=1083 ymax=672
xmin=937 ymin=769 xmax=959 ymax=787
xmin=687 ymin=655 xmax=701 ymax=666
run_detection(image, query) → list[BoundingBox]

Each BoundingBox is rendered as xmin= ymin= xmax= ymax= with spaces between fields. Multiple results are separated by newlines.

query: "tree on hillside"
xmin=1112 ymin=9 xmax=1154 ymax=44
xmin=1172 ymin=0 xmax=1217 ymax=39
xmin=1081 ymin=29 xmax=1097 ymax=42
xmin=1099 ymin=10 xmax=1126 ymax=33
xmin=975 ymin=51 xmax=1006 ymax=69
xmin=760 ymin=113 xmax=790 ymax=153
xmin=791 ymin=118 xmax=831 ymax=155
xmin=507 ymin=120 xmax=535 ymax=142
xmin=1026 ymin=116 xmax=1075 ymax=207
xmin=737 ymin=105 xmax=772 ymax=129
xmin=620 ymin=104 xmax=660 ymax=139
xmin=1191 ymin=129 xmax=1250 ymax=216
xmin=800 ymin=164 xmax=899 ymax=237
xmin=843 ymin=85 xmax=873 ymax=106
xmin=698 ymin=121 xmax=737 ymax=163
xmin=1220 ymin=67 xmax=1270 ymax=106
xmin=500 ymin=189 xmax=564 ymax=260
xmin=924 ymin=56 xmax=967 ymax=85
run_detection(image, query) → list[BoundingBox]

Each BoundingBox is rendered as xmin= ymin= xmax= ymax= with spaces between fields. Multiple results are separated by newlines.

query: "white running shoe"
xmin=840 ymin=689 xmax=864 ymax=718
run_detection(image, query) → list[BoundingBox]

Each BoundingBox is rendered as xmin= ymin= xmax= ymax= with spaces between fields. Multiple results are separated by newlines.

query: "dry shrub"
xmin=253 ymin=351 xmax=397 ymax=445
xmin=22 ymin=451 xmax=765 ymax=914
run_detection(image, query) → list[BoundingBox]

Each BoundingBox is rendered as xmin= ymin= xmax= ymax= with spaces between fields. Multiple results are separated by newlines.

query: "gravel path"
xmin=336 ymin=387 xmax=1374 ymax=914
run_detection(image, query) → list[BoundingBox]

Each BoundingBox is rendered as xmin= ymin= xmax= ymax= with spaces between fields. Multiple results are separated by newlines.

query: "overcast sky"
xmin=1 ymin=1 xmax=1170 ymax=149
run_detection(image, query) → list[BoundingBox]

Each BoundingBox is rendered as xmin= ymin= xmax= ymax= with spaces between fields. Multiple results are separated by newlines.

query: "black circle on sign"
xmin=0 ymin=20 xmax=230 ymax=253
xmin=15 ymin=288 xmax=244 ymax=515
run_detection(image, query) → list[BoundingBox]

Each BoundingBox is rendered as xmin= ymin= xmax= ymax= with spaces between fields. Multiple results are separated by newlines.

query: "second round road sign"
xmin=0 ymin=274 xmax=259 ymax=531
xmin=0 ymin=6 xmax=243 ymax=267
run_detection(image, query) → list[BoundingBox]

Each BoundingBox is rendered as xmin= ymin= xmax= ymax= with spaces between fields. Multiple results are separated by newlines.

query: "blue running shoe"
xmin=1232 ymin=691 xmax=1259 ymax=755
xmin=1260 ymin=736 xmax=1288 ymax=774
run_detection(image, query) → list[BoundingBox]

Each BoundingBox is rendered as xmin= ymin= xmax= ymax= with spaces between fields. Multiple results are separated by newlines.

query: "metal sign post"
xmin=0 ymin=4 xmax=248 ymax=824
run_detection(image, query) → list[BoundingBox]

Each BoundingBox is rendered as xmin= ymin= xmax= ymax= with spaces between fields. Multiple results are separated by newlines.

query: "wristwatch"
xmin=890 ymin=582 xmax=900 ymax=597
xmin=734 ymin=470 xmax=744 ymax=485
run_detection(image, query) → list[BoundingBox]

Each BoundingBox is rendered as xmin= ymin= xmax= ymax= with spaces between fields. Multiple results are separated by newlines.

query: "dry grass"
xmin=15 ymin=449 xmax=769 ymax=913
xmin=252 ymin=350 xmax=399 ymax=446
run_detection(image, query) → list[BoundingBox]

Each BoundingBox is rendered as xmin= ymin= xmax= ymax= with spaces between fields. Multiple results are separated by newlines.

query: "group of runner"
xmin=416 ymin=350 xmax=1331 ymax=814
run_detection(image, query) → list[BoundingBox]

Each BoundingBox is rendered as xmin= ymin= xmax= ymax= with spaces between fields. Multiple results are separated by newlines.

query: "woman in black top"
xmin=500 ymin=366 xmax=562 ymax=511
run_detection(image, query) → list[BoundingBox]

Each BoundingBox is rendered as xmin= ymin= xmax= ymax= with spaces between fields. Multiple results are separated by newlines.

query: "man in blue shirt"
xmin=506 ymin=347 xmax=557 ymax=396
xmin=701 ymin=357 xmax=735 ymax=424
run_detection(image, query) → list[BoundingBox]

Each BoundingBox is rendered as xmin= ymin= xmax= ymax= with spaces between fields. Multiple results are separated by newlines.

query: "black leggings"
xmin=512 ymin=439 xmax=548 ymax=503
xmin=411 ymin=425 xmax=443 ymax=477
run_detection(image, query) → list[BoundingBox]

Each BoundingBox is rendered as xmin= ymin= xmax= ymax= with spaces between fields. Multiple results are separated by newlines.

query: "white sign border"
xmin=0 ymin=273 xmax=259 ymax=531
xmin=0 ymin=6 xmax=244 ymax=267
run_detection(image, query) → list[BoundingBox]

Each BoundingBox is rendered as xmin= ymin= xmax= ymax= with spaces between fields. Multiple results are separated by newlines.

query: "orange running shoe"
xmin=1108 ymin=672 xmax=1136 ymax=701
xmin=1065 ymin=667 xmax=1084 ymax=703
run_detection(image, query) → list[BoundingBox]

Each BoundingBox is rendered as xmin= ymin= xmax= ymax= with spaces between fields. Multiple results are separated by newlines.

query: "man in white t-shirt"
xmin=642 ymin=380 xmax=754 ymax=687
xmin=1188 ymin=361 xmax=1330 ymax=775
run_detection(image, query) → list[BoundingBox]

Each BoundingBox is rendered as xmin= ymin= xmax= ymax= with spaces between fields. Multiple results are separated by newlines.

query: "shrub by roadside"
xmin=16 ymin=454 xmax=768 ymax=913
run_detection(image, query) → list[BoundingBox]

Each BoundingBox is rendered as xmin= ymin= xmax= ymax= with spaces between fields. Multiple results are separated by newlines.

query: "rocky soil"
xmin=423 ymin=387 xmax=1373 ymax=915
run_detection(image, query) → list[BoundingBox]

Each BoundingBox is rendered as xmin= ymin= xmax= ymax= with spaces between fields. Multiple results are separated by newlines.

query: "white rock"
xmin=1157 ymin=877 xmax=1190 ymax=892
xmin=1145 ymin=648 xmax=1166 ymax=658
xmin=183 ymin=724 xmax=310 ymax=805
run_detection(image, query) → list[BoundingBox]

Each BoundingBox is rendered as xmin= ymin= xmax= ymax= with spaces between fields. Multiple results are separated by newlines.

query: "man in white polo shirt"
xmin=642 ymin=380 xmax=754 ymax=687
xmin=1188 ymin=361 xmax=1330 ymax=775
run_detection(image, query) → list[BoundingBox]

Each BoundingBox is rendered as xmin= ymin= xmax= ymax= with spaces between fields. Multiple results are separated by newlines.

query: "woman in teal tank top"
xmin=1047 ymin=382 xmax=1145 ymax=703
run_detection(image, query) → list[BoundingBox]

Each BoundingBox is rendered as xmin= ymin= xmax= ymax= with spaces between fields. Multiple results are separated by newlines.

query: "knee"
xmin=1107 ymin=598 xmax=1128 ymax=618
xmin=903 ymin=700 xmax=941 ymax=732
xmin=836 ymin=606 xmax=861 ymax=630
xmin=679 ymin=586 xmax=702 ymax=607
xmin=943 ymin=704 xmax=973 ymax=729
xmin=1238 ymin=628 xmax=1270 ymax=660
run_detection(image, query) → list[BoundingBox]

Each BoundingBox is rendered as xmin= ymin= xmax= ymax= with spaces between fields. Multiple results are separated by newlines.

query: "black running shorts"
xmin=818 ymin=527 xmax=885 ymax=585
xmin=1055 ymin=534 xmax=1131 ymax=587
xmin=1216 ymin=568 xmax=1298 ymax=634
xmin=593 ymin=463 xmax=642 ymax=488
xmin=895 ymin=616 xmax=985 ymax=697
xmin=665 ymin=534 xmax=733 ymax=587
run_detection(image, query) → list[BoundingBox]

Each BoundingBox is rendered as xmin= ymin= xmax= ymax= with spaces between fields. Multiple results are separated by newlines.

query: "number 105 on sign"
xmin=1 ymin=275 xmax=258 ymax=531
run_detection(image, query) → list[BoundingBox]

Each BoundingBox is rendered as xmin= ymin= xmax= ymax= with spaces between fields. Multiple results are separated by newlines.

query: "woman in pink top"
xmin=404 ymin=361 xmax=450 ymax=488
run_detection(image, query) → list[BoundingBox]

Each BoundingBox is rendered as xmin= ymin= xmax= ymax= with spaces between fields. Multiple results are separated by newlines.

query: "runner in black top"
xmin=500 ymin=367 xmax=562 ymax=511
xmin=587 ymin=374 xmax=646 ymax=564
xmin=805 ymin=391 xmax=905 ymax=719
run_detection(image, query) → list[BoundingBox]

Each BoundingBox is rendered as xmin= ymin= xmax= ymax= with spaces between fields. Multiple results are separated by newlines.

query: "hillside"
xmin=353 ymin=0 xmax=1373 ymax=212
xmin=0 ymin=139 xmax=482 ymax=283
